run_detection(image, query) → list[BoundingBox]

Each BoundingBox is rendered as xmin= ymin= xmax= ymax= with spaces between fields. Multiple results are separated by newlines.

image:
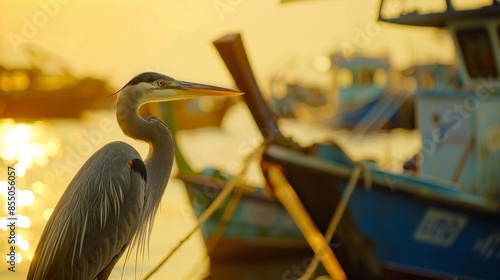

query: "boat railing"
xmin=378 ymin=0 xmax=451 ymax=22
xmin=378 ymin=0 xmax=500 ymax=27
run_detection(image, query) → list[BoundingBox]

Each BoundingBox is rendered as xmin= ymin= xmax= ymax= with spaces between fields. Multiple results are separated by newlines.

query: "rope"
xmin=269 ymin=165 xmax=347 ymax=280
xmin=143 ymin=143 xmax=266 ymax=279
xmin=206 ymin=185 xmax=245 ymax=254
xmin=299 ymin=162 xmax=371 ymax=280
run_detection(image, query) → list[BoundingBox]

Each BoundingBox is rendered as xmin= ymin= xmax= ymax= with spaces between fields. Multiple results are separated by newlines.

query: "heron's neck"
xmin=143 ymin=117 xmax=174 ymax=222
xmin=116 ymin=94 xmax=151 ymax=142
xmin=116 ymin=95 xmax=174 ymax=220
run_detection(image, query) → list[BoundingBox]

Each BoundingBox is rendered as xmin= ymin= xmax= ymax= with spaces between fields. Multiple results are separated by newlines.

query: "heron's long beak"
xmin=172 ymin=80 xmax=243 ymax=98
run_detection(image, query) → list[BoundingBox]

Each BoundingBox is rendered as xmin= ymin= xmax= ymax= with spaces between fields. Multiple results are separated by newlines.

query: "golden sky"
xmin=1 ymin=0 xmax=460 ymax=91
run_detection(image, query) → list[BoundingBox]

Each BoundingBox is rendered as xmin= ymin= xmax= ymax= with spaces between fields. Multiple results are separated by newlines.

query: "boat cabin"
xmin=331 ymin=54 xmax=390 ymax=111
xmin=379 ymin=0 xmax=500 ymax=199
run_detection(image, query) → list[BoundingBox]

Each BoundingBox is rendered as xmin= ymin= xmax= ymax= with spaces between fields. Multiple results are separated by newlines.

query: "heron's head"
xmin=118 ymin=72 xmax=242 ymax=104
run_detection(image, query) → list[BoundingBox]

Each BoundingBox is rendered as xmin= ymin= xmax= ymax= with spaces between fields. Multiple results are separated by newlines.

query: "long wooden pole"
xmin=268 ymin=165 xmax=346 ymax=280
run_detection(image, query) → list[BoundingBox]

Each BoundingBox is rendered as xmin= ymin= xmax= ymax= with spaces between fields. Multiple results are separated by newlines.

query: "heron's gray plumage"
xmin=27 ymin=72 xmax=241 ymax=280
xmin=28 ymin=142 xmax=146 ymax=279
xmin=29 ymin=78 xmax=174 ymax=280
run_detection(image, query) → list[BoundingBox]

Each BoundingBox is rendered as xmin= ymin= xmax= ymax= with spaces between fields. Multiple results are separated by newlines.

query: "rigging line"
xmin=300 ymin=162 xmax=370 ymax=280
xmin=206 ymin=184 xmax=246 ymax=254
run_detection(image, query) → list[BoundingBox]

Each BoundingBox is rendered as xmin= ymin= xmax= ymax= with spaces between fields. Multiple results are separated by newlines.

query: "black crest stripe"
xmin=124 ymin=72 xmax=174 ymax=87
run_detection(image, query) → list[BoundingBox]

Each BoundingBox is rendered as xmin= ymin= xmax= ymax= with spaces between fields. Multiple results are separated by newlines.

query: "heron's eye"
xmin=156 ymin=80 xmax=166 ymax=87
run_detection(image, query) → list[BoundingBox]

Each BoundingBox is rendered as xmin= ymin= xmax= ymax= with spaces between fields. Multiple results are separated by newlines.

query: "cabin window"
xmin=337 ymin=68 xmax=353 ymax=87
xmin=0 ymin=73 xmax=13 ymax=92
xmin=456 ymin=28 xmax=498 ymax=78
xmin=420 ymin=73 xmax=435 ymax=90
xmin=11 ymin=72 xmax=30 ymax=91
xmin=374 ymin=68 xmax=388 ymax=88
xmin=358 ymin=70 xmax=373 ymax=86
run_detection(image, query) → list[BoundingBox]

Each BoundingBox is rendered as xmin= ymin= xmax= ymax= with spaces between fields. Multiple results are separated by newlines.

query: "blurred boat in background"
xmin=326 ymin=54 xmax=415 ymax=132
xmin=167 ymin=97 xmax=237 ymax=131
xmin=0 ymin=44 xmax=236 ymax=128
xmin=270 ymin=52 xmax=416 ymax=132
xmin=0 ymin=45 xmax=116 ymax=119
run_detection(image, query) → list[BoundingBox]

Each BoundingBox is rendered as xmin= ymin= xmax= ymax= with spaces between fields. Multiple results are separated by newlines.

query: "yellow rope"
xmin=143 ymin=143 xmax=265 ymax=279
xmin=206 ymin=183 xmax=245 ymax=254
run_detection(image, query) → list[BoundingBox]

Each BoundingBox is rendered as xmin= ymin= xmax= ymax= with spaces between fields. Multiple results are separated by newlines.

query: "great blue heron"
xmin=27 ymin=72 xmax=242 ymax=279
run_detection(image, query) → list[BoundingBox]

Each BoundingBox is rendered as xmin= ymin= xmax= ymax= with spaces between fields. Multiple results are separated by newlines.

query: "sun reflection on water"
xmin=0 ymin=120 xmax=60 ymax=169
xmin=0 ymin=112 xmax=143 ymax=277
xmin=0 ymin=119 xmax=60 ymax=270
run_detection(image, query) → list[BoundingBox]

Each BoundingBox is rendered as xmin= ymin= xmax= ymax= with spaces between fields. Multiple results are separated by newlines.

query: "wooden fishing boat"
xmin=211 ymin=0 xmax=500 ymax=276
xmin=0 ymin=46 xmax=117 ymax=119
xmin=0 ymin=45 xmax=235 ymax=125
xmin=0 ymin=67 xmax=115 ymax=119
xmin=157 ymin=2 xmax=500 ymax=279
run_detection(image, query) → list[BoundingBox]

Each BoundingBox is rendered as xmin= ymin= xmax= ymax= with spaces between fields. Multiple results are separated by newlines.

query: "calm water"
xmin=0 ymin=102 xmax=419 ymax=279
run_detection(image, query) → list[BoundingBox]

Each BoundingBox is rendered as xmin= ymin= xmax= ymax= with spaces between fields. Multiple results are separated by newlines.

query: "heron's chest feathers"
xmin=67 ymin=142 xmax=145 ymax=227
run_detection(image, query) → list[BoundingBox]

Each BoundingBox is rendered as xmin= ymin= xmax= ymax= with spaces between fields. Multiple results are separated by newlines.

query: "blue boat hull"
xmin=181 ymin=164 xmax=500 ymax=279
xmin=311 ymin=140 xmax=500 ymax=279
xmin=178 ymin=143 xmax=500 ymax=279
xmin=179 ymin=171 xmax=306 ymax=247
xmin=341 ymin=180 xmax=500 ymax=279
